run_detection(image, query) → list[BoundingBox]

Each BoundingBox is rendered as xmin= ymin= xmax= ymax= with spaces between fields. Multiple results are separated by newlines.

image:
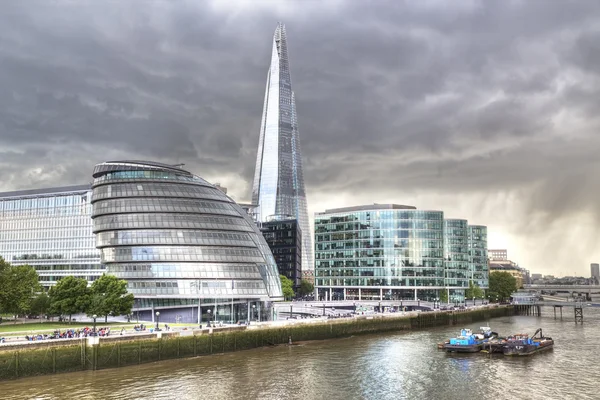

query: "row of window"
xmin=93 ymin=214 xmax=254 ymax=233
xmin=315 ymin=278 xmax=447 ymax=287
xmin=91 ymin=182 xmax=225 ymax=202
xmin=96 ymin=229 xmax=256 ymax=248
xmin=316 ymin=250 xmax=445 ymax=259
xmin=316 ymin=268 xmax=445 ymax=277
xmin=92 ymin=198 xmax=238 ymax=218
xmin=102 ymin=246 xmax=264 ymax=263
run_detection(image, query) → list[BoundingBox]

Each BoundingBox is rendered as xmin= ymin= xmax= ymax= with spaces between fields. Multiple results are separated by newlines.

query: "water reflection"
xmin=2 ymin=307 xmax=600 ymax=400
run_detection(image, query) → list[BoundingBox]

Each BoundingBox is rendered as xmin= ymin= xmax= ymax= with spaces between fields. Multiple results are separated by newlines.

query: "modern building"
xmin=251 ymin=23 xmax=313 ymax=277
xmin=91 ymin=160 xmax=283 ymax=323
xmin=591 ymin=263 xmax=600 ymax=284
xmin=469 ymin=225 xmax=489 ymax=288
xmin=444 ymin=219 xmax=470 ymax=300
xmin=314 ymin=204 xmax=444 ymax=301
xmin=260 ymin=219 xmax=302 ymax=289
xmin=488 ymin=249 xmax=507 ymax=261
xmin=0 ymin=185 xmax=102 ymax=288
xmin=314 ymin=204 xmax=489 ymax=302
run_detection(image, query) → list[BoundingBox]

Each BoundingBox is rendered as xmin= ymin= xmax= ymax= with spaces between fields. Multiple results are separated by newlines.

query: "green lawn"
xmin=0 ymin=321 xmax=137 ymax=335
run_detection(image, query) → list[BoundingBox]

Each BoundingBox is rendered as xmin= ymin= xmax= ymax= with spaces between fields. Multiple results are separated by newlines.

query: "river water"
xmin=2 ymin=307 xmax=599 ymax=400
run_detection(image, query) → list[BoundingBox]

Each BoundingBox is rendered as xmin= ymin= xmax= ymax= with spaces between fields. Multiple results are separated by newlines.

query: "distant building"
xmin=488 ymin=249 xmax=507 ymax=261
xmin=591 ymin=263 xmax=600 ymax=283
xmin=0 ymin=185 xmax=102 ymax=288
xmin=260 ymin=219 xmax=302 ymax=289
xmin=489 ymin=262 xmax=524 ymax=288
xmin=531 ymin=273 xmax=543 ymax=281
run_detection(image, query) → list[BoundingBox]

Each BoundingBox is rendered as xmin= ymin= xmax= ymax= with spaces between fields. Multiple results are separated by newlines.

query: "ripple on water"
xmin=2 ymin=309 xmax=600 ymax=400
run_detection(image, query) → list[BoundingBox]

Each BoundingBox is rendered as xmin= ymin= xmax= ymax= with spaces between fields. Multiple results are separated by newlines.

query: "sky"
xmin=1 ymin=0 xmax=599 ymax=277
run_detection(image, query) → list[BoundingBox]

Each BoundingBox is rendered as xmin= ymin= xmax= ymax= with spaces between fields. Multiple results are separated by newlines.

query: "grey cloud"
xmin=1 ymin=0 xmax=600 ymax=276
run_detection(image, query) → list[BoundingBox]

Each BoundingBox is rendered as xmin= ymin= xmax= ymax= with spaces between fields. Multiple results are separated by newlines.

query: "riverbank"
xmin=0 ymin=306 xmax=513 ymax=380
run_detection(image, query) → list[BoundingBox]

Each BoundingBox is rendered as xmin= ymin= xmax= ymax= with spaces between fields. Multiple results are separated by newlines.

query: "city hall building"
xmin=91 ymin=161 xmax=284 ymax=323
xmin=314 ymin=204 xmax=488 ymax=303
xmin=0 ymin=185 xmax=103 ymax=288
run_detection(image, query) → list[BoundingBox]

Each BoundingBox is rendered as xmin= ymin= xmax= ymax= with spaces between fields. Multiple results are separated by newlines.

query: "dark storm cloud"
xmin=1 ymin=0 xmax=600 ymax=275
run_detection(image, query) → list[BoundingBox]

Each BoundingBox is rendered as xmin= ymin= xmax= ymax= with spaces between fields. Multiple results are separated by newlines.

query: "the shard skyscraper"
xmin=252 ymin=23 xmax=313 ymax=276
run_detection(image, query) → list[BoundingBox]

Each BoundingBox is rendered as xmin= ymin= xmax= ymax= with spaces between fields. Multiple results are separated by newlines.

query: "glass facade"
xmin=252 ymin=23 xmax=313 ymax=278
xmin=0 ymin=185 xmax=102 ymax=288
xmin=92 ymin=161 xmax=283 ymax=323
xmin=314 ymin=204 xmax=489 ymax=302
xmin=444 ymin=219 xmax=470 ymax=302
xmin=469 ymin=225 xmax=489 ymax=288
xmin=314 ymin=205 xmax=445 ymax=301
xmin=260 ymin=219 xmax=302 ymax=289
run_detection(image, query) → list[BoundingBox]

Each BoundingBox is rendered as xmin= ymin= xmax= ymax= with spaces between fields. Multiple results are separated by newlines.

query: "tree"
xmin=439 ymin=289 xmax=448 ymax=304
xmin=488 ymin=272 xmax=517 ymax=303
xmin=465 ymin=281 xmax=484 ymax=300
xmin=30 ymin=292 xmax=51 ymax=321
xmin=89 ymin=274 xmax=134 ymax=323
xmin=298 ymin=279 xmax=314 ymax=296
xmin=0 ymin=262 xmax=41 ymax=320
xmin=279 ymin=275 xmax=295 ymax=300
xmin=49 ymin=276 xmax=90 ymax=322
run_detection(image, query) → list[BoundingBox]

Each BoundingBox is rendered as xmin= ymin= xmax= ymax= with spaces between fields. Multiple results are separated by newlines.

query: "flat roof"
xmin=0 ymin=184 xmax=91 ymax=199
xmin=317 ymin=203 xmax=417 ymax=215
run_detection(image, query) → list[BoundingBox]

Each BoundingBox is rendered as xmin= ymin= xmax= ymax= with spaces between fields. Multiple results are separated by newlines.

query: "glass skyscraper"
xmin=0 ymin=185 xmax=102 ymax=288
xmin=92 ymin=161 xmax=283 ymax=323
xmin=469 ymin=225 xmax=488 ymax=288
xmin=314 ymin=204 xmax=488 ymax=302
xmin=252 ymin=23 xmax=313 ymax=276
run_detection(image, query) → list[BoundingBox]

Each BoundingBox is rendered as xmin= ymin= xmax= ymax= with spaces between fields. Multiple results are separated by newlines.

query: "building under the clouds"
xmin=314 ymin=204 xmax=488 ymax=303
xmin=251 ymin=23 xmax=313 ymax=279
xmin=260 ymin=219 xmax=302 ymax=290
xmin=0 ymin=185 xmax=102 ymax=288
xmin=91 ymin=160 xmax=283 ymax=323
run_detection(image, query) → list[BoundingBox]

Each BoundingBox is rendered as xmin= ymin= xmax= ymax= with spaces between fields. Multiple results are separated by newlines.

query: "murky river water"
xmin=2 ymin=307 xmax=599 ymax=400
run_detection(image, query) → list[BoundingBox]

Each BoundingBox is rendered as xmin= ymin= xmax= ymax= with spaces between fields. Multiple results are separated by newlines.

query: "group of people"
xmin=23 ymin=327 xmax=113 ymax=341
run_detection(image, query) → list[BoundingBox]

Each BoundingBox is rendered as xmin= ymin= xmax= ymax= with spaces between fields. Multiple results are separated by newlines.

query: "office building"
xmin=260 ymin=219 xmax=302 ymax=289
xmin=469 ymin=225 xmax=489 ymax=288
xmin=0 ymin=185 xmax=102 ymax=288
xmin=91 ymin=160 xmax=283 ymax=323
xmin=314 ymin=204 xmax=489 ymax=302
xmin=444 ymin=219 xmax=470 ymax=298
xmin=251 ymin=23 xmax=313 ymax=276
xmin=488 ymin=249 xmax=507 ymax=261
xmin=591 ymin=263 xmax=599 ymax=283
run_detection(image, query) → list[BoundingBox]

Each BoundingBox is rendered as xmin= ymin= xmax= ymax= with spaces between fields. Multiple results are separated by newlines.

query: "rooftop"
xmin=317 ymin=203 xmax=417 ymax=215
xmin=0 ymin=184 xmax=91 ymax=199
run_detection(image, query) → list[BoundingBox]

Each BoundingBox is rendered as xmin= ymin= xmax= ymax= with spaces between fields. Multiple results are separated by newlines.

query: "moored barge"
xmin=502 ymin=328 xmax=554 ymax=356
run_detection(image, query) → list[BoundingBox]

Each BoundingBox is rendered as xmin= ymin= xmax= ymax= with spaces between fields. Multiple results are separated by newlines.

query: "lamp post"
xmin=353 ymin=302 xmax=356 ymax=315
xmin=252 ymin=305 xmax=256 ymax=322
xmin=207 ymin=309 xmax=212 ymax=327
xmin=155 ymin=311 xmax=160 ymax=331
xmin=92 ymin=314 xmax=97 ymax=336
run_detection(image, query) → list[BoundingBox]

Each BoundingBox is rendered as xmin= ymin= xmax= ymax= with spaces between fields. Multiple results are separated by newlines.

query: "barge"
xmin=443 ymin=327 xmax=496 ymax=353
xmin=502 ymin=328 xmax=554 ymax=356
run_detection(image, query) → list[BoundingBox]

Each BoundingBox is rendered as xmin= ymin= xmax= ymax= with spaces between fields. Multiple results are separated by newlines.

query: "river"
xmin=2 ymin=307 xmax=599 ymax=400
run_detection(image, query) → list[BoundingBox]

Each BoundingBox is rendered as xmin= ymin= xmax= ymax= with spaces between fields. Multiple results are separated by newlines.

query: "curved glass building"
xmin=443 ymin=219 xmax=470 ymax=302
xmin=314 ymin=204 xmax=445 ymax=301
xmin=314 ymin=204 xmax=489 ymax=302
xmin=91 ymin=161 xmax=283 ymax=323
xmin=469 ymin=225 xmax=488 ymax=289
